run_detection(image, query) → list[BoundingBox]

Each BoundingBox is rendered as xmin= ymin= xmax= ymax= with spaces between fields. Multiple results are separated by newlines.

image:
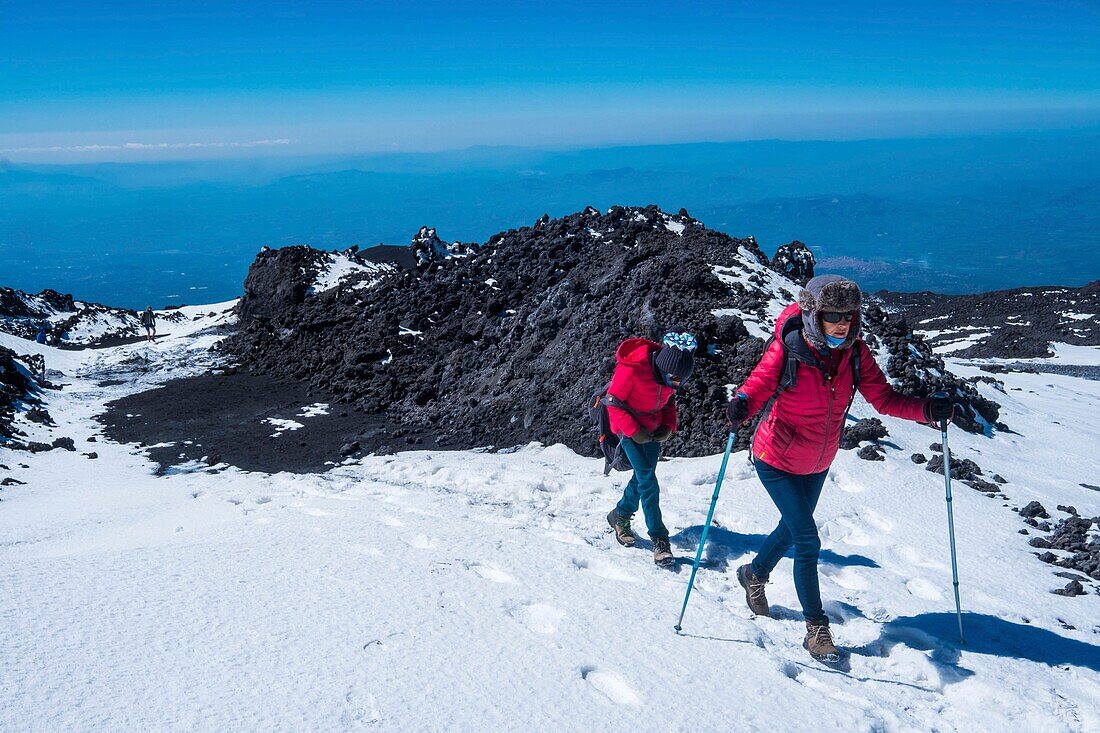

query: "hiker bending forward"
xmin=606 ymin=332 xmax=696 ymax=566
xmin=728 ymin=275 xmax=954 ymax=661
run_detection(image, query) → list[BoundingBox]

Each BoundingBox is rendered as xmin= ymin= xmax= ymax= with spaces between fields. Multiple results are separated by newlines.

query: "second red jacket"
xmin=607 ymin=338 xmax=678 ymax=438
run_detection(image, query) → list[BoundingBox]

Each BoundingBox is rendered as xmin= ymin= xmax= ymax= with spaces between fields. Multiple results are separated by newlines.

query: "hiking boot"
xmin=803 ymin=618 xmax=841 ymax=662
xmin=736 ymin=564 xmax=770 ymax=616
xmin=653 ymin=536 xmax=674 ymax=566
xmin=607 ymin=508 xmax=636 ymax=547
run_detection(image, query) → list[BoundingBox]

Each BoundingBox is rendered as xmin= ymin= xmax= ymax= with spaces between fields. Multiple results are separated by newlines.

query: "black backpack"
xmin=587 ymin=382 xmax=644 ymax=476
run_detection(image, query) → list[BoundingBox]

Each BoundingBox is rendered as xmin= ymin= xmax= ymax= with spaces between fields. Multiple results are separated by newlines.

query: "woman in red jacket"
xmin=605 ymin=332 xmax=696 ymax=566
xmin=727 ymin=275 xmax=953 ymax=661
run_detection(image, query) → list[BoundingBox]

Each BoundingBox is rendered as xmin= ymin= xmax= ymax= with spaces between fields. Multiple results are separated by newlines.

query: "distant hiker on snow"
xmin=727 ymin=275 xmax=954 ymax=662
xmin=141 ymin=307 xmax=156 ymax=342
xmin=605 ymin=331 xmax=696 ymax=566
xmin=35 ymin=323 xmax=48 ymax=344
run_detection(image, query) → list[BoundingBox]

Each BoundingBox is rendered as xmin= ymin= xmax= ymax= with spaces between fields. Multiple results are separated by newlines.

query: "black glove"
xmin=726 ymin=394 xmax=749 ymax=427
xmin=925 ymin=392 xmax=955 ymax=424
xmin=631 ymin=428 xmax=654 ymax=444
xmin=652 ymin=425 xmax=672 ymax=442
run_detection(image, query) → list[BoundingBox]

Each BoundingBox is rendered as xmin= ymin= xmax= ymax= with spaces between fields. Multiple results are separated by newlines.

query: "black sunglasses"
xmin=821 ymin=311 xmax=856 ymax=324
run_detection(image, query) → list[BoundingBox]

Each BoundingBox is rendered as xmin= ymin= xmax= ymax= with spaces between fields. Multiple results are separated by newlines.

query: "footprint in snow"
xmin=571 ymin=558 xmax=638 ymax=583
xmin=403 ymin=534 xmax=438 ymax=550
xmin=579 ymin=666 xmax=641 ymax=705
xmin=905 ymin=577 xmax=944 ymax=601
xmin=822 ymin=566 xmax=869 ymax=591
xmin=506 ymin=601 xmax=566 ymax=634
xmin=467 ymin=562 xmax=515 ymax=584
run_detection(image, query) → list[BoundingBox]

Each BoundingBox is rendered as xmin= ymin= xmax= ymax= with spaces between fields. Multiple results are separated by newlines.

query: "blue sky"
xmin=2 ymin=0 xmax=1099 ymax=161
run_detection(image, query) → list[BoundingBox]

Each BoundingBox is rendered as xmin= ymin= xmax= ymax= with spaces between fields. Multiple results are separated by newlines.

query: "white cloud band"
xmin=0 ymin=139 xmax=293 ymax=154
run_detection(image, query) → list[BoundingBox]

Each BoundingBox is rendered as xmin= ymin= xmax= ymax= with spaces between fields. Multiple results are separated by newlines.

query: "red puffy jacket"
xmin=607 ymin=338 xmax=678 ymax=438
xmin=739 ymin=304 xmax=927 ymax=475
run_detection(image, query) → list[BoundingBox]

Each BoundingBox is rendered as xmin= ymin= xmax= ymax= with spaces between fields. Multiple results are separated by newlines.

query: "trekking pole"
xmin=675 ymin=431 xmax=736 ymax=632
xmin=938 ymin=405 xmax=966 ymax=645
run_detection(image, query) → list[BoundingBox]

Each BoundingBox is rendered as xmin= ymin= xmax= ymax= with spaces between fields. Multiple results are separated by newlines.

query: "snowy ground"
xmin=2 ymin=310 xmax=1099 ymax=732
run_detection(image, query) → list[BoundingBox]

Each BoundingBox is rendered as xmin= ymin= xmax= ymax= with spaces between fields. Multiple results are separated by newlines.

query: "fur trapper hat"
xmin=798 ymin=274 xmax=862 ymax=350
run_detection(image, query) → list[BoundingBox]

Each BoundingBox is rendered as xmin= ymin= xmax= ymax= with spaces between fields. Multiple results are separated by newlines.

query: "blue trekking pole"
xmin=937 ymin=396 xmax=966 ymax=645
xmin=675 ymin=432 xmax=736 ymax=632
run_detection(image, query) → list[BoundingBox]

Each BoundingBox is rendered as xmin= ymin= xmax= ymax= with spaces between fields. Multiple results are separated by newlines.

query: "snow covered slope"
xmin=2 ymin=300 xmax=1098 ymax=731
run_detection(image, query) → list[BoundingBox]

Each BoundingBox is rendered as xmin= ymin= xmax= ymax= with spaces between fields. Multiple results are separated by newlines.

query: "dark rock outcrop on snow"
xmin=1028 ymin=505 xmax=1100 ymax=583
xmin=231 ymin=206 xmax=781 ymax=457
xmin=861 ymin=302 xmax=1001 ymax=435
xmin=230 ymin=206 xmax=1000 ymax=458
xmin=878 ymin=281 xmax=1100 ymax=359
xmin=770 ymin=241 xmax=815 ymax=286
xmin=840 ymin=417 xmax=888 ymax=450
xmin=0 ymin=346 xmax=52 ymax=449
xmin=0 ymin=285 xmax=147 ymax=347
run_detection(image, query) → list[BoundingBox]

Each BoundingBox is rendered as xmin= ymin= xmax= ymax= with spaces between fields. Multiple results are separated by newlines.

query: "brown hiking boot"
xmin=607 ymin=508 xmax=636 ymax=547
xmin=736 ymin=564 xmax=770 ymax=616
xmin=653 ymin=536 xmax=674 ymax=566
xmin=804 ymin=618 xmax=841 ymax=662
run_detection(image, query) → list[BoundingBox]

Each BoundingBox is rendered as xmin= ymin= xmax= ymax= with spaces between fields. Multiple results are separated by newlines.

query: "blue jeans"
xmin=750 ymin=460 xmax=830 ymax=622
xmin=616 ymin=437 xmax=668 ymax=540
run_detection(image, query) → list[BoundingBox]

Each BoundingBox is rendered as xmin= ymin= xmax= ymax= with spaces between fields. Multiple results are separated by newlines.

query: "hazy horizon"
xmin=3 ymin=133 xmax=1098 ymax=309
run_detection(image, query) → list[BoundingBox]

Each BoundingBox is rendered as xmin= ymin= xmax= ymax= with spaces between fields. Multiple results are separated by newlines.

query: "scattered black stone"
xmin=840 ymin=417 xmax=888 ymax=450
xmin=1037 ymin=514 xmax=1100 ymax=581
xmin=1019 ymin=501 xmax=1049 ymax=519
xmin=930 ymin=442 xmax=942 ymax=453
xmin=1054 ymin=571 xmax=1092 ymax=583
xmin=25 ymin=407 xmax=53 ymax=425
xmin=1054 ymin=580 xmax=1087 ymax=597
xmin=87 ymin=436 xmax=97 ymax=442
xmin=992 ymin=474 xmax=1007 ymax=484
xmin=339 ymin=441 xmax=361 ymax=456
xmin=1038 ymin=551 xmax=1058 ymax=563
xmin=1018 ymin=528 xmax=1029 ymax=535
xmin=1 ymin=477 xmax=25 ymax=486
xmin=911 ymin=453 xmax=927 ymax=464
xmin=925 ymin=454 xmax=983 ymax=481
xmin=1082 ymin=483 xmax=1100 ymax=492
xmin=857 ymin=444 xmax=886 ymax=461
xmin=26 ymin=441 xmax=52 ymax=453
xmin=1036 ymin=521 xmax=1053 ymax=532
xmin=1057 ymin=504 xmax=1079 ymax=516
xmin=51 ymin=436 xmax=76 ymax=451
xmin=965 ymin=478 xmax=1000 ymax=493
xmin=84 ymin=452 xmax=98 ymax=459
xmin=203 ymin=454 xmax=220 ymax=466
xmin=1029 ymin=536 xmax=1052 ymax=548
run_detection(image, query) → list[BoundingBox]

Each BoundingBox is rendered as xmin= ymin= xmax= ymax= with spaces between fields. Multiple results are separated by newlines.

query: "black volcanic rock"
xmin=1 ymin=346 xmax=40 ymax=443
xmin=229 ymin=205 xmax=1002 ymax=458
xmin=860 ymin=301 xmax=1000 ymax=434
xmin=840 ymin=417 xmax=888 ymax=450
xmin=878 ymin=281 xmax=1100 ymax=359
xmin=231 ymin=206 xmax=776 ymax=457
xmin=771 ymin=241 xmax=815 ymax=285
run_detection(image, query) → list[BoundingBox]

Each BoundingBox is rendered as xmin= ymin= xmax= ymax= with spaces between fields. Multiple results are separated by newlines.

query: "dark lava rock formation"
xmin=770 ymin=240 xmax=815 ymax=286
xmin=230 ymin=206 xmax=998 ymax=458
xmin=878 ymin=281 xmax=1100 ymax=359
xmin=0 ymin=286 xmax=146 ymax=347
xmin=0 ymin=345 xmax=54 ymax=450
